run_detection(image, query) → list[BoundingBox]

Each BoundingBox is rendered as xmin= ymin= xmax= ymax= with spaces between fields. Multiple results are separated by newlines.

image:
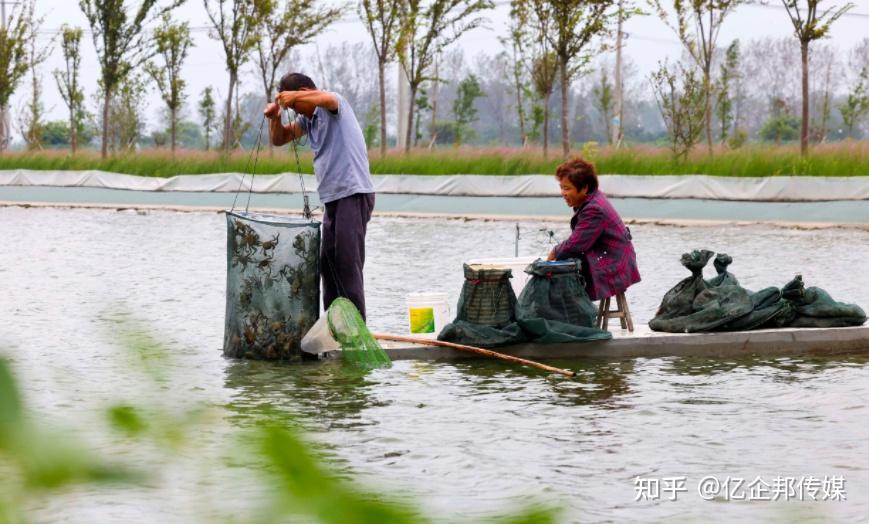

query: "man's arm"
xmin=277 ymin=89 xmax=339 ymax=112
xmin=264 ymin=103 xmax=305 ymax=146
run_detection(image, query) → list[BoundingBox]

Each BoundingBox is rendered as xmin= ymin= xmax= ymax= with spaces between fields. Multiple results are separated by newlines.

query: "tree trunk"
xmin=171 ymin=107 xmax=177 ymax=155
xmin=613 ymin=0 xmax=624 ymax=148
xmin=704 ymin=65 xmax=713 ymax=155
xmin=800 ymin=42 xmax=809 ymax=157
xmin=101 ymin=88 xmax=111 ymax=159
xmin=404 ymin=84 xmax=416 ymax=153
xmin=70 ymin=105 xmax=77 ymax=154
xmin=378 ymin=60 xmax=387 ymax=157
xmin=224 ymin=73 xmax=236 ymax=153
xmin=543 ymin=92 xmax=550 ymax=160
xmin=513 ymin=49 xmax=526 ymax=147
xmin=430 ymin=59 xmax=439 ymax=148
xmin=0 ymin=105 xmax=7 ymax=152
xmin=559 ymin=59 xmax=570 ymax=158
xmin=820 ymin=61 xmax=832 ymax=143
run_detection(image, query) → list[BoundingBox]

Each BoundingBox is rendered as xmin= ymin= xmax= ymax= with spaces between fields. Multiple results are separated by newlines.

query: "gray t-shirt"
xmin=295 ymin=93 xmax=374 ymax=204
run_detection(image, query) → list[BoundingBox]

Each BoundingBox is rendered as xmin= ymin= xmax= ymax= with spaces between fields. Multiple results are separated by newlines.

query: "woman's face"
xmin=559 ymin=177 xmax=589 ymax=208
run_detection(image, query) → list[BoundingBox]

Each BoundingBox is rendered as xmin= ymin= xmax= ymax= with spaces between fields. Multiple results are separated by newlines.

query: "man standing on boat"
xmin=264 ymin=72 xmax=376 ymax=319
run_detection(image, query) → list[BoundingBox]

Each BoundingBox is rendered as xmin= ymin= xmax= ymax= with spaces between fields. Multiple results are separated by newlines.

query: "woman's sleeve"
xmin=554 ymin=207 xmax=606 ymax=259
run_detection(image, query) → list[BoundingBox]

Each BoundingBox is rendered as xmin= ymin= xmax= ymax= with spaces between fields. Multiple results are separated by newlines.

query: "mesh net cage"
xmin=223 ymin=211 xmax=321 ymax=361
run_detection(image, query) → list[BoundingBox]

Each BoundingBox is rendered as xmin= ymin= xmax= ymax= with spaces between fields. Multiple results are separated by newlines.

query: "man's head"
xmin=277 ymin=72 xmax=318 ymax=116
xmin=278 ymin=72 xmax=317 ymax=93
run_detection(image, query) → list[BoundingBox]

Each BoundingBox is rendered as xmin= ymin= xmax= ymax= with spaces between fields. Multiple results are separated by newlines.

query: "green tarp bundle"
xmin=782 ymin=275 xmax=867 ymax=328
xmin=223 ymin=211 xmax=321 ymax=360
xmin=438 ymin=260 xmax=611 ymax=347
xmin=650 ymin=250 xmax=866 ymax=333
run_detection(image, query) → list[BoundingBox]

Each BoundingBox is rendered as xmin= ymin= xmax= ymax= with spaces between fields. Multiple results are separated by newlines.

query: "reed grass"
xmin=0 ymin=142 xmax=866 ymax=177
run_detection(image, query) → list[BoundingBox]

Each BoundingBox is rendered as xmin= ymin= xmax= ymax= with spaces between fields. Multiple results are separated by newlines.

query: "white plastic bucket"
xmin=465 ymin=256 xmax=538 ymax=297
xmin=406 ymin=292 xmax=451 ymax=338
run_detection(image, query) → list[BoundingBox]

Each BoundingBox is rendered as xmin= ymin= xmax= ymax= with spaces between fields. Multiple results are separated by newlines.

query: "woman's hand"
xmin=547 ymin=248 xmax=557 ymax=261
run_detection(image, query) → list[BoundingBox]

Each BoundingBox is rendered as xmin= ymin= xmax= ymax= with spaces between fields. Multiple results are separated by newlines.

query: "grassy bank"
xmin=0 ymin=142 xmax=867 ymax=177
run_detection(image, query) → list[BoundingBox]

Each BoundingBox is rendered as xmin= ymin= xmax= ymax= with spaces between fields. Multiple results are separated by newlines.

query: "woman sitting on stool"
xmin=547 ymin=157 xmax=641 ymax=302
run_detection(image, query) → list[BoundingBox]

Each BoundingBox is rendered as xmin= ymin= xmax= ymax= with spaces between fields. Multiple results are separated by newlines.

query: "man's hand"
xmin=547 ymin=248 xmax=557 ymax=261
xmin=264 ymin=102 xmax=281 ymax=120
xmin=276 ymin=91 xmax=298 ymax=110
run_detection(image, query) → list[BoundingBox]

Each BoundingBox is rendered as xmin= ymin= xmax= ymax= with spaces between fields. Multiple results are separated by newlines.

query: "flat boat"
xmin=378 ymin=325 xmax=869 ymax=361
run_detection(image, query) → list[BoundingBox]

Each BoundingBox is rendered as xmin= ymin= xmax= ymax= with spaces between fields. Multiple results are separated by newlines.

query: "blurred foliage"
xmin=0 ymin=318 xmax=560 ymax=523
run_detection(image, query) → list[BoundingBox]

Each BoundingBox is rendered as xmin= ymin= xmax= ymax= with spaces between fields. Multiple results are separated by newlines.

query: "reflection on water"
xmin=2 ymin=207 xmax=868 ymax=523
xmin=223 ymin=358 xmax=383 ymax=430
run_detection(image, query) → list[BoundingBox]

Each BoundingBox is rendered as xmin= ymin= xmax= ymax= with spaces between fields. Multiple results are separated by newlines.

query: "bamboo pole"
xmin=371 ymin=332 xmax=575 ymax=378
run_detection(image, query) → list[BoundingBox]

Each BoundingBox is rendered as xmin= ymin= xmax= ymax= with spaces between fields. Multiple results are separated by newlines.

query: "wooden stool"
xmin=597 ymin=292 xmax=634 ymax=332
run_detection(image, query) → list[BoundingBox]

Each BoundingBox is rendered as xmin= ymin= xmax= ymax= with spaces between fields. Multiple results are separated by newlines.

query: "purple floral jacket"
xmin=553 ymin=190 xmax=641 ymax=301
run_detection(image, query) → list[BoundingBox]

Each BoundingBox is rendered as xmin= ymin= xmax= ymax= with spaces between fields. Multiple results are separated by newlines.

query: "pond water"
xmin=1 ymin=206 xmax=868 ymax=523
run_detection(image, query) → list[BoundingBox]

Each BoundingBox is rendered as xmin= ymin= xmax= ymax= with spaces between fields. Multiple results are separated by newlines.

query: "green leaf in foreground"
xmin=257 ymin=425 xmax=424 ymax=524
xmin=0 ymin=359 xmax=23 ymax=440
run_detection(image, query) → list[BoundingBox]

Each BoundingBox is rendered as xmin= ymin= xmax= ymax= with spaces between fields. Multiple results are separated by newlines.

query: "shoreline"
xmin=3 ymin=199 xmax=867 ymax=232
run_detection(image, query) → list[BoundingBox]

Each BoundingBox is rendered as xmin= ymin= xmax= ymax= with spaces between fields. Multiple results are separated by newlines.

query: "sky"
xmin=11 ymin=0 xmax=869 ymax=141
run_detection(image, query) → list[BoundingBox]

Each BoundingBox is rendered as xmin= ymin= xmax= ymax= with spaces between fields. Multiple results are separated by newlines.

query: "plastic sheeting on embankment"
xmin=1 ymin=169 xmax=867 ymax=202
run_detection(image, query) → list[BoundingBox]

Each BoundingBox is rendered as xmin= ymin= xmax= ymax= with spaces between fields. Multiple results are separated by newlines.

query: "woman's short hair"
xmin=278 ymin=72 xmax=317 ymax=92
xmin=555 ymin=157 xmax=599 ymax=193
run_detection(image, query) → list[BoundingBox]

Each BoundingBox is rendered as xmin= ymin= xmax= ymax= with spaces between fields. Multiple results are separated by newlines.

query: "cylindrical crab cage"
xmin=223 ymin=211 xmax=320 ymax=360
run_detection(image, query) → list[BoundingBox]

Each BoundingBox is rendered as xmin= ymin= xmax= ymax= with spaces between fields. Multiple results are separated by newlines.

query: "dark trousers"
xmin=321 ymin=192 xmax=375 ymax=319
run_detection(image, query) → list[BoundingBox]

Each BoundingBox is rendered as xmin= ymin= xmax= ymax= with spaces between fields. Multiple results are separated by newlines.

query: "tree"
xmin=204 ymin=0 xmax=256 ymax=153
xmin=592 ymin=67 xmax=614 ymax=143
xmin=18 ymin=27 xmax=51 ymax=150
xmin=0 ymin=0 xmax=41 ymax=152
xmin=648 ymin=0 xmax=745 ymax=155
xmin=502 ymin=0 xmax=531 ymax=146
xmin=397 ymin=0 xmax=494 ymax=153
xmin=529 ymin=0 xmax=616 ymax=158
xmin=452 ymin=74 xmax=483 ymax=145
xmin=715 ymin=39 xmax=740 ymax=143
xmin=360 ymin=0 xmax=404 ymax=157
xmin=198 ymin=86 xmax=217 ymax=151
xmin=41 ymin=120 xmax=97 ymax=147
xmin=651 ymin=61 xmax=706 ymax=160
xmin=253 ymin=0 xmax=339 ymax=147
xmin=80 ymin=0 xmax=182 ymax=158
xmin=530 ymin=52 xmax=557 ymax=156
xmin=760 ymin=97 xmax=800 ymax=143
xmin=810 ymin=43 xmax=839 ymax=143
xmin=414 ymin=86 xmax=430 ymax=146
xmin=145 ymin=14 xmax=193 ymax=154
xmin=781 ymin=0 xmax=853 ymax=156
xmin=839 ymin=68 xmax=869 ymax=139
xmin=104 ymin=73 xmax=148 ymax=152
xmin=53 ymin=26 xmax=87 ymax=153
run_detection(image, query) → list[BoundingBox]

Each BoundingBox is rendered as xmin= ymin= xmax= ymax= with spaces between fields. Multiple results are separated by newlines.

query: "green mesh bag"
xmin=327 ymin=298 xmax=391 ymax=368
xmin=515 ymin=259 xmax=611 ymax=343
xmin=438 ymin=264 xmax=525 ymax=348
xmin=223 ymin=211 xmax=320 ymax=360
xmin=455 ymin=264 xmax=517 ymax=326
xmin=516 ymin=259 xmax=599 ymax=327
